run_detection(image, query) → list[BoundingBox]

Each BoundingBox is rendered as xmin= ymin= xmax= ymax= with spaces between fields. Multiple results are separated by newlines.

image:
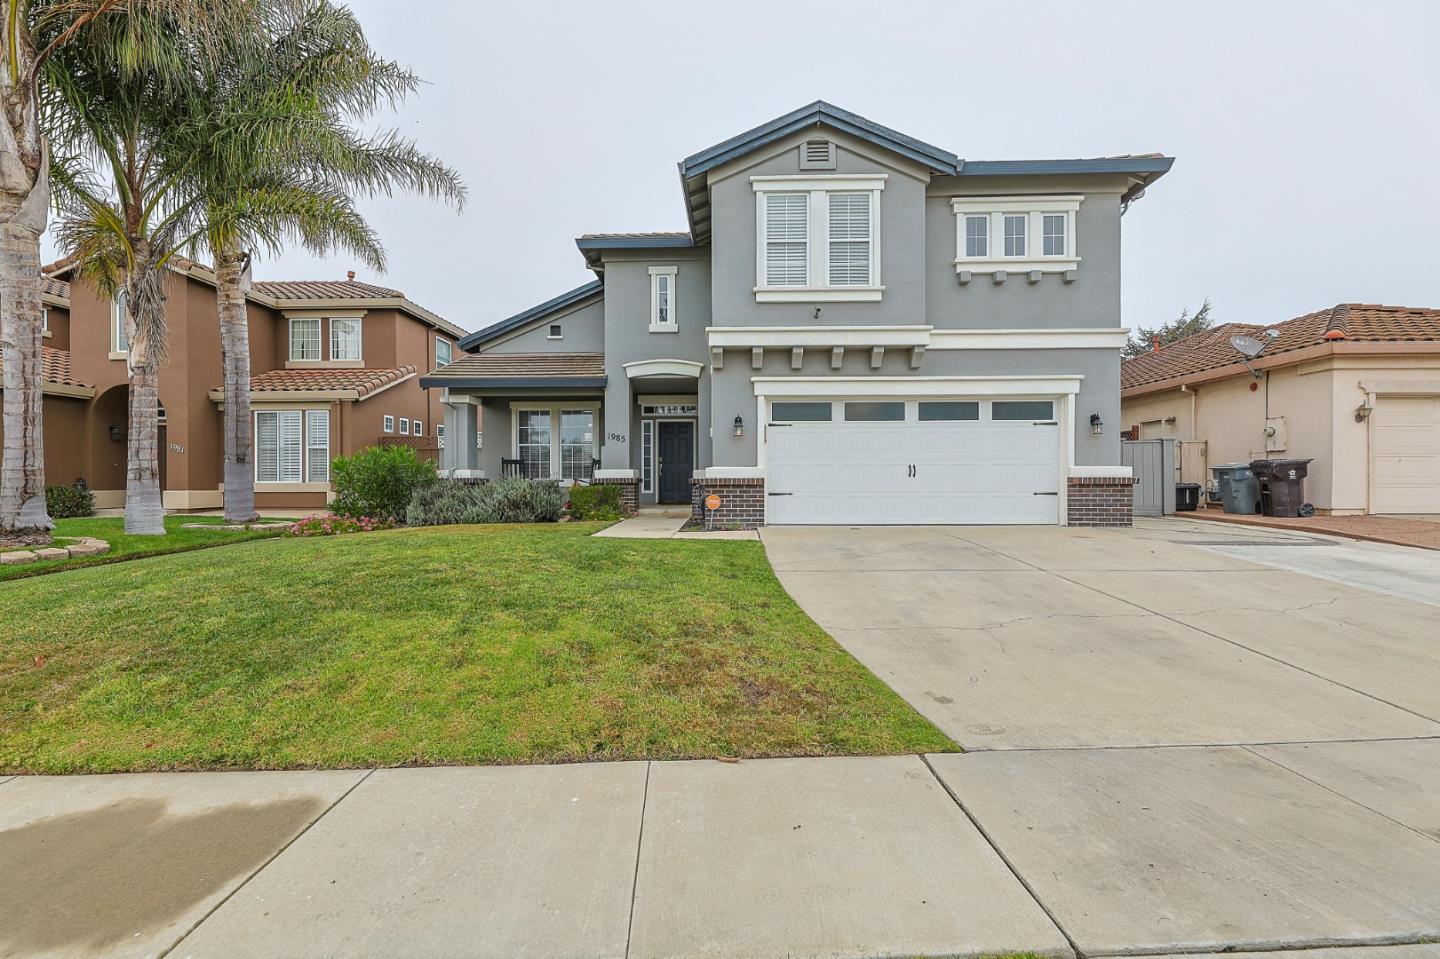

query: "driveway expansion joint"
xmin=623 ymin=761 xmax=652 ymax=959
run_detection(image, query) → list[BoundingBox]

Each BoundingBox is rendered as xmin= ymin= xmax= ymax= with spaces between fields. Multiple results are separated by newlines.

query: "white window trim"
xmin=753 ymin=174 xmax=886 ymax=302
xmin=383 ymin=415 xmax=395 ymax=433
xmin=435 ymin=337 xmax=453 ymax=367
xmin=112 ymin=293 xmax=129 ymax=356
xmin=254 ymin=408 xmax=331 ymax=485
xmin=289 ymin=317 xmax=322 ymax=362
xmin=547 ymin=325 xmax=564 ymax=340
xmin=329 ymin=316 xmax=363 ymax=362
xmin=399 ymin=417 xmax=410 ymax=435
xmin=649 ymin=265 xmax=678 ymax=333
xmin=413 ymin=418 xmax=423 ymax=436
xmin=952 ymin=195 xmax=1082 ymax=274
xmin=510 ymin=406 xmax=601 ymax=482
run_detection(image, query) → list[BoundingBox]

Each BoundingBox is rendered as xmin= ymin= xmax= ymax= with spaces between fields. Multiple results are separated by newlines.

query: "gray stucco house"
xmin=422 ymin=102 xmax=1172 ymax=527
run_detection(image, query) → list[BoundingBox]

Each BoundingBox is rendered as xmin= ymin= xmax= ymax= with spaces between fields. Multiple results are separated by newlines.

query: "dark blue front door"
xmin=658 ymin=421 xmax=694 ymax=503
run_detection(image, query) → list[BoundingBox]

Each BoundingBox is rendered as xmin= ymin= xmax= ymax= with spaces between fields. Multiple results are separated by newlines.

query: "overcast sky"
xmin=47 ymin=0 xmax=1440 ymax=335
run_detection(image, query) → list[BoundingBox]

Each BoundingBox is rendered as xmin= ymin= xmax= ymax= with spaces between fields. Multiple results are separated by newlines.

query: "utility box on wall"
xmin=1265 ymin=416 xmax=1288 ymax=452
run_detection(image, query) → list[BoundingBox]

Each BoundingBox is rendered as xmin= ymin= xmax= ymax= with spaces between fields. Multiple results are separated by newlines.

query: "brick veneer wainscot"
xmin=594 ymin=476 xmax=640 ymax=516
xmin=690 ymin=476 xmax=766 ymax=529
xmin=1067 ymin=475 xmax=1136 ymax=527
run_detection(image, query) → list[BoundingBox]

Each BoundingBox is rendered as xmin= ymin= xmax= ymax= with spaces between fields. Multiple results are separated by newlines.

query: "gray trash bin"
xmin=1210 ymin=463 xmax=1260 ymax=515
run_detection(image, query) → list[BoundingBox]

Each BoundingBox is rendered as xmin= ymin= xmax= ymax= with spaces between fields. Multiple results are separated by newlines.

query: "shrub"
xmin=287 ymin=513 xmax=395 ymax=537
xmin=567 ymin=483 xmax=622 ymax=521
xmin=405 ymin=481 xmax=492 ymax=526
xmin=46 ymin=484 xmax=95 ymax=519
xmin=406 ymin=477 xmax=565 ymax=526
xmin=331 ymin=445 xmax=437 ymax=523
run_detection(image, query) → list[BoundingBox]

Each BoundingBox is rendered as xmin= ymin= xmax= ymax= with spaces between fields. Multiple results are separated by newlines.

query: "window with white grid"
xmin=560 ymin=410 xmax=594 ymax=481
xmin=305 ymin=410 xmax=330 ymax=482
xmin=516 ymin=409 xmax=552 ymax=479
xmin=289 ymin=318 xmax=320 ymax=361
xmin=330 ymin=317 xmax=361 ymax=361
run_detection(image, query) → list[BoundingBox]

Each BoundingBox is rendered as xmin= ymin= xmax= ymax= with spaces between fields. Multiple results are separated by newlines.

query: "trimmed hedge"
xmin=568 ymin=483 xmax=622 ymax=521
xmin=46 ymin=484 xmax=95 ymax=519
xmin=407 ymin=477 xmax=564 ymax=526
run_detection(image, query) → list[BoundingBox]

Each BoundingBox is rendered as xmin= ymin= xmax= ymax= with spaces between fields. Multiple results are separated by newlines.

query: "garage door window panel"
xmin=919 ymin=401 xmax=980 ymax=421
xmin=992 ymin=400 xmax=1055 ymax=421
xmin=772 ymin=401 xmax=833 ymax=423
xmin=844 ymin=401 xmax=904 ymax=422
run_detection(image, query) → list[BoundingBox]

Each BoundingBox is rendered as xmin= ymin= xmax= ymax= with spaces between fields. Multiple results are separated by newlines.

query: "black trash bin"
xmin=1248 ymin=459 xmax=1313 ymax=517
xmin=1175 ymin=483 xmax=1201 ymax=511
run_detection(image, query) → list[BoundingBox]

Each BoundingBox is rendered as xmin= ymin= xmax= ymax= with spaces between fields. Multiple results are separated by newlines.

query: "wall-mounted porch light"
xmin=733 ymin=415 xmax=744 ymax=438
xmin=1089 ymin=412 xmax=1104 ymax=436
xmin=108 ymin=424 xmax=123 ymax=442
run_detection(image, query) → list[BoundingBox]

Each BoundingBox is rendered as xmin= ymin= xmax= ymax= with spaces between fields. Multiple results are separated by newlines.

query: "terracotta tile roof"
xmin=0 ymin=346 xmax=89 ymax=389
xmin=425 ymin=352 xmax=606 ymax=380
xmin=40 ymin=275 xmax=69 ymax=300
xmin=1122 ymin=304 xmax=1440 ymax=391
xmin=246 ymin=365 xmax=416 ymax=398
xmin=251 ymin=280 xmax=405 ymax=299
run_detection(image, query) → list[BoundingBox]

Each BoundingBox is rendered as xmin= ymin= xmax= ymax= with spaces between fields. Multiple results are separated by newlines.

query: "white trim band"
xmin=624 ymin=359 xmax=704 ymax=379
xmin=594 ymin=468 xmax=640 ymax=480
xmin=1067 ymin=465 xmax=1133 ymax=479
xmin=751 ymin=375 xmax=1084 ymax=398
xmin=708 ymin=326 xmax=931 ymax=349
xmin=927 ymin=328 xmax=1129 ymax=350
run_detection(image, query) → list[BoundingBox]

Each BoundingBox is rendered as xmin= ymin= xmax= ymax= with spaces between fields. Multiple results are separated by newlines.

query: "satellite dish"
xmin=1229 ymin=329 xmax=1280 ymax=378
xmin=1229 ymin=335 xmax=1267 ymax=359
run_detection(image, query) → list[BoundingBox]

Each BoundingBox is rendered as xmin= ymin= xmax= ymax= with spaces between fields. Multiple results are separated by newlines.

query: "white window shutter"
xmin=256 ymin=412 xmax=279 ymax=482
xmin=828 ymin=193 xmax=871 ymax=286
xmin=764 ymin=193 xmax=808 ymax=286
xmin=306 ymin=410 xmax=330 ymax=482
xmin=278 ymin=411 xmax=303 ymax=482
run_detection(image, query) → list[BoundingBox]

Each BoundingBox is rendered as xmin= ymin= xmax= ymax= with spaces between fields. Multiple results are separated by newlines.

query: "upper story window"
xmin=752 ymin=174 xmax=886 ymax=302
xmin=435 ymin=337 xmax=453 ymax=367
xmin=112 ymin=291 xmax=128 ymax=354
xmin=548 ymin=324 xmax=563 ymax=339
xmin=952 ymin=195 xmax=1082 ymax=276
xmin=649 ymin=265 xmax=678 ymax=332
xmin=289 ymin=318 xmax=321 ymax=361
xmin=330 ymin=317 xmax=362 ymax=361
xmin=41 ymin=307 xmax=49 ymax=332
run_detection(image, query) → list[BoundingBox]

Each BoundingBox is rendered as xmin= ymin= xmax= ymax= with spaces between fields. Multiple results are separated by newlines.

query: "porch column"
xmin=442 ymin=393 xmax=480 ymax=475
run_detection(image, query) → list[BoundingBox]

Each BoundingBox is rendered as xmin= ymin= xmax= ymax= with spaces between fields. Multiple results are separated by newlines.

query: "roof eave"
xmin=456 ymin=281 xmax=605 ymax=352
xmin=418 ymin=375 xmax=608 ymax=390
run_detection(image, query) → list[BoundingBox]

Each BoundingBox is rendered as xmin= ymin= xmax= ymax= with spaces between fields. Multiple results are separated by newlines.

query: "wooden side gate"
xmin=1121 ymin=438 xmax=1177 ymax=516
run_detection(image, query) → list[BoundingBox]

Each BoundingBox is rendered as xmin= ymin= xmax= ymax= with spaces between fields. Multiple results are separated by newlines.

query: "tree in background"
xmin=1124 ymin=299 xmax=1215 ymax=358
xmin=184 ymin=0 xmax=463 ymax=522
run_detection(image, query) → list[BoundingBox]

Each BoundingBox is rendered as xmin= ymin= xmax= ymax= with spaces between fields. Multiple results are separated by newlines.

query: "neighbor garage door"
xmin=1371 ymin=395 xmax=1440 ymax=514
xmin=765 ymin=398 xmax=1061 ymax=525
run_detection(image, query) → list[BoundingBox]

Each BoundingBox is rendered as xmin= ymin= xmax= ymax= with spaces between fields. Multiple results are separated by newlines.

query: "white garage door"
xmin=765 ymin=398 xmax=1061 ymax=525
xmin=1372 ymin=395 xmax=1440 ymax=514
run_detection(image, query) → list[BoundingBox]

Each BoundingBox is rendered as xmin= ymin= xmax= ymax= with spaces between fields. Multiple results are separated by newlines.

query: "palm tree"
xmin=184 ymin=0 xmax=463 ymax=522
xmin=44 ymin=6 xmax=252 ymax=534
xmin=0 ymin=0 xmax=251 ymax=539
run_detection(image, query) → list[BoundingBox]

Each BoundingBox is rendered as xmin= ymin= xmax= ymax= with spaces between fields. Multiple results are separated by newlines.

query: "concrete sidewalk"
xmin=0 ymin=757 xmax=1066 ymax=959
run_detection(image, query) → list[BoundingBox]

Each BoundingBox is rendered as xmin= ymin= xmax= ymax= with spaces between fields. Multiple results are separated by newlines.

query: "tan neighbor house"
xmin=1121 ymin=304 xmax=1440 ymax=515
xmin=1 ymin=261 xmax=466 ymax=512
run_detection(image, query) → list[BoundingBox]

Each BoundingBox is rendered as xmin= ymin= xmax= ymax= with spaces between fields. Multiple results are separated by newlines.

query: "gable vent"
xmin=800 ymin=139 xmax=836 ymax=171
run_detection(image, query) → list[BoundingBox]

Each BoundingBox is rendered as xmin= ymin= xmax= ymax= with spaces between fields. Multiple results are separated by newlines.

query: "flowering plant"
xmin=287 ymin=513 xmax=395 ymax=537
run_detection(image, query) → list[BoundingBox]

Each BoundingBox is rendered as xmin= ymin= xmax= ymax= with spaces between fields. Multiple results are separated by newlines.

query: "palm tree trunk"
xmin=0 ymin=218 xmax=50 ymax=534
xmin=215 ymin=246 xmax=256 ymax=522
xmin=122 ymin=247 xmax=167 ymax=536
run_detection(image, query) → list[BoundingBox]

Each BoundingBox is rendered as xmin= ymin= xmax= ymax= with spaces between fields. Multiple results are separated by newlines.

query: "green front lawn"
xmin=0 ymin=516 xmax=290 ymax=581
xmin=0 ymin=524 xmax=954 ymax=773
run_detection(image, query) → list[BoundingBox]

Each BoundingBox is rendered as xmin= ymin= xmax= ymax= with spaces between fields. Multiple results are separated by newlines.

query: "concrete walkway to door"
xmin=761 ymin=520 xmax=1440 ymax=955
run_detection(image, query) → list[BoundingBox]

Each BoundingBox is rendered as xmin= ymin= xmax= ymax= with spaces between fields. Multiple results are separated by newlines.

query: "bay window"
xmin=752 ymin=174 xmax=885 ymax=301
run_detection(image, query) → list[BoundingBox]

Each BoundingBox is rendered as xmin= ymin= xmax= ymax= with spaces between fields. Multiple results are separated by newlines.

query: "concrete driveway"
xmin=762 ymin=519 xmax=1440 ymax=954
xmin=762 ymin=520 xmax=1440 ymax=750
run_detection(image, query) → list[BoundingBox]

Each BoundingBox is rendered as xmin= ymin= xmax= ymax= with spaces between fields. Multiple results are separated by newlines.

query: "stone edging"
xmin=1 ymin=537 xmax=110 ymax=566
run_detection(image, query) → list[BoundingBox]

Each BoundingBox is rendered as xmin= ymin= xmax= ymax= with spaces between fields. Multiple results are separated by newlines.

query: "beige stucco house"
xmin=1121 ymin=304 xmax=1440 ymax=515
